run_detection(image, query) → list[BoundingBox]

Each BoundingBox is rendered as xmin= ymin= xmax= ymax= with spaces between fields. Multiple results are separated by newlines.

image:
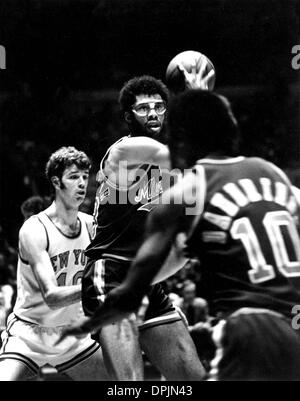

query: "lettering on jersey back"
xmin=204 ymin=179 xmax=297 ymax=242
xmin=208 ymin=179 xmax=295 ymax=219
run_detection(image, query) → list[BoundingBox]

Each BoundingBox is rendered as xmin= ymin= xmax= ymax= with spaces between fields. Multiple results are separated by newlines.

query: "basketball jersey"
xmin=13 ymin=211 xmax=92 ymax=326
xmin=86 ymin=137 xmax=172 ymax=261
xmin=185 ymin=156 xmax=300 ymax=318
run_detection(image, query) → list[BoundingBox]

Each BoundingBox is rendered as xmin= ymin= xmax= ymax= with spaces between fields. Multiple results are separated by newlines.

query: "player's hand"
xmin=86 ymin=285 xmax=144 ymax=329
xmin=178 ymin=59 xmax=215 ymax=90
xmin=57 ymin=307 xmax=130 ymax=344
xmin=56 ymin=316 xmax=93 ymax=345
xmin=58 ymin=285 xmax=144 ymax=344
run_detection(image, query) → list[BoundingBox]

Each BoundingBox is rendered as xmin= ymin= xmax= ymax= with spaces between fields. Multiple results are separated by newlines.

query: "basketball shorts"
xmin=82 ymin=257 xmax=182 ymax=331
xmin=208 ymin=307 xmax=300 ymax=381
xmin=0 ymin=313 xmax=100 ymax=375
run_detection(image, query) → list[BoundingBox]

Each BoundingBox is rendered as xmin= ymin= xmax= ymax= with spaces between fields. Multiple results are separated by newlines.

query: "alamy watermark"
xmin=291 ymin=45 xmax=300 ymax=70
xmin=96 ymin=161 xmax=201 ymax=215
xmin=0 ymin=45 xmax=6 ymax=70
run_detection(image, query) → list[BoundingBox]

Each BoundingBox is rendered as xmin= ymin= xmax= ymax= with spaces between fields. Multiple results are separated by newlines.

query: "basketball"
xmin=166 ymin=50 xmax=216 ymax=93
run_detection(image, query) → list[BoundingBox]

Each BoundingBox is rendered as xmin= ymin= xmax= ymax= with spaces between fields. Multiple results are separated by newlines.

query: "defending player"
xmin=67 ymin=91 xmax=300 ymax=380
xmin=0 ymin=147 xmax=108 ymax=381
xmin=81 ymin=76 xmax=205 ymax=380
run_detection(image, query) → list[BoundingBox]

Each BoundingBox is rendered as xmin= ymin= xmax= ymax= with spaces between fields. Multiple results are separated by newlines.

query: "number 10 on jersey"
xmin=231 ymin=210 xmax=300 ymax=283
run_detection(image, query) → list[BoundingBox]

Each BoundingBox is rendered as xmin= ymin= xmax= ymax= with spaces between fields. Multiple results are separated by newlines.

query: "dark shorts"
xmin=209 ymin=308 xmax=300 ymax=381
xmin=82 ymin=257 xmax=181 ymax=331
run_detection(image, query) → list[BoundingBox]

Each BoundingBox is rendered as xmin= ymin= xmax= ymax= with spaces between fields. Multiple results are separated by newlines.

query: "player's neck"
xmin=46 ymin=200 xmax=79 ymax=228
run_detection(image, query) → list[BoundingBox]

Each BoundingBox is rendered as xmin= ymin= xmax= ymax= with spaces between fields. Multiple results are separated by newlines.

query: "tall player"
xmin=81 ymin=76 xmax=205 ymax=380
xmin=0 ymin=147 xmax=108 ymax=381
xmin=68 ymin=91 xmax=300 ymax=380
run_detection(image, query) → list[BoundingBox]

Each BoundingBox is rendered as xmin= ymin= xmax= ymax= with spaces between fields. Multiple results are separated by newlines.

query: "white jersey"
xmin=13 ymin=211 xmax=92 ymax=327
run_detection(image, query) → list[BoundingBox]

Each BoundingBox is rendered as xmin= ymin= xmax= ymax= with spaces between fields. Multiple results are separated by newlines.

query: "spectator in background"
xmin=163 ymin=276 xmax=181 ymax=304
xmin=20 ymin=195 xmax=51 ymax=221
xmin=173 ymin=280 xmax=214 ymax=371
xmin=174 ymin=280 xmax=209 ymax=327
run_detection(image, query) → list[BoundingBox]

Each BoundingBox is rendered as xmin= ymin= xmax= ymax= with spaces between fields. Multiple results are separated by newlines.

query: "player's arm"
xmin=19 ymin=219 xmax=82 ymax=310
xmin=104 ymin=136 xmax=170 ymax=179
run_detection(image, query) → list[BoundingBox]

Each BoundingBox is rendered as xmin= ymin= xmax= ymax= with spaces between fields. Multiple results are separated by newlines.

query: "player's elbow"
xmin=43 ymin=291 xmax=61 ymax=310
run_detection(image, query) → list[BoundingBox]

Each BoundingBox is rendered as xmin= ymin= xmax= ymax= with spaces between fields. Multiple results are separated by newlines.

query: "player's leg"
xmin=140 ymin=318 xmax=206 ymax=381
xmin=81 ymin=258 xmax=144 ymax=381
xmin=63 ymin=347 xmax=109 ymax=381
xmin=0 ymin=359 xmax=37 ymax=381
xmin=98 ymin=316 xmax=144 ymax=381
xmin=139 ymin=284 xmax=206 ymax=381
xmin=0 ymin=315 xmax=40 ymax=381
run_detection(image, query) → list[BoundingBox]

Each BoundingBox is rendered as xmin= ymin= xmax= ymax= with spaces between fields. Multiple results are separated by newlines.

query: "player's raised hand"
xmin=178 ymin=59 xmax=215 ymax=90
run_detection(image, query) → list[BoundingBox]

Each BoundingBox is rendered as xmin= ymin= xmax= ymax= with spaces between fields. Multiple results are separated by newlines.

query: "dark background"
xmin=0 ymin=0 xmax=300 ymax=245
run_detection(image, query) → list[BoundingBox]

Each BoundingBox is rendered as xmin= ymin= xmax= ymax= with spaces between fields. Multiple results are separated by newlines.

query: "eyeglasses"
xmin=132 ymin=101 xmax=166 ymax=117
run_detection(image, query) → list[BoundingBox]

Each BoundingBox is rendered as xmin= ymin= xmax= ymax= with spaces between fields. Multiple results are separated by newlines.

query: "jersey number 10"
xmin=231 ymin=210 xmax=300 ymax=283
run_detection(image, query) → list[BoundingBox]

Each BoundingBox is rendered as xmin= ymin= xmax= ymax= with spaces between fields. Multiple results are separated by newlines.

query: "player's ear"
xmin=124 ymin=112 xmax=132 ymax=124
xmin=51 ymin=176 xmax=60 ymax=189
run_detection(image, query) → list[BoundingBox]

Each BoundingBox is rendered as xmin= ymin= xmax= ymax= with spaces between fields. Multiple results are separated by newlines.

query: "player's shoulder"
xmin=245 ymin=156 xmax=281 ymax=170
xmin=239 ymin=156 xmax=270 ymax=169
xmin=78 ymin=211 xmax=93 ymax=224
xmin=109 ymin=135 xmax=131 ymax=151
xmin=243 ymin=157 xmax=289 ymax=178
xmin=100 ymin=136 xmax=128 ymax=161
xmin=116 ymin=135 xmax=165 ymax=151
xmin=104 ymin=136 xmax=133 ymax=164
xmin=20 ymin=214 xmax=43 ymax=234
xmin=19 ymin=214 xmax=47 ymax=245
xmin=245 ymin=156 xmax=266 ymax=164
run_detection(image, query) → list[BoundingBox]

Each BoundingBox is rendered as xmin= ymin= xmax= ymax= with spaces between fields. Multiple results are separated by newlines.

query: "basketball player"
xmin=80 ymin=76 xmax=205 ymax=381
xmin=68 ymin=90 xmax=300 ymax=380
xmin=0 ymin=147 xmax=108 ymax=381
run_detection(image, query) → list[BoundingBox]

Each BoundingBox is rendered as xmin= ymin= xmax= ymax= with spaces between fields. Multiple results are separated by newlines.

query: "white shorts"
xmin=0 ymin=314 xmax=100 ymax=375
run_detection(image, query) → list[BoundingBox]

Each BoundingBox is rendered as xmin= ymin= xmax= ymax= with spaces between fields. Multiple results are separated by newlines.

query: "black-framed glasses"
xmin=132 ymin=101 xmax=166 ymax=117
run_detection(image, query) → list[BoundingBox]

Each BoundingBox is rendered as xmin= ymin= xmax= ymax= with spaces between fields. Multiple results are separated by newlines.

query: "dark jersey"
xmin=86 ymin=137 xmax=171 ymax=260
xmin=185 ymin=156 xmax=300 ymax=318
